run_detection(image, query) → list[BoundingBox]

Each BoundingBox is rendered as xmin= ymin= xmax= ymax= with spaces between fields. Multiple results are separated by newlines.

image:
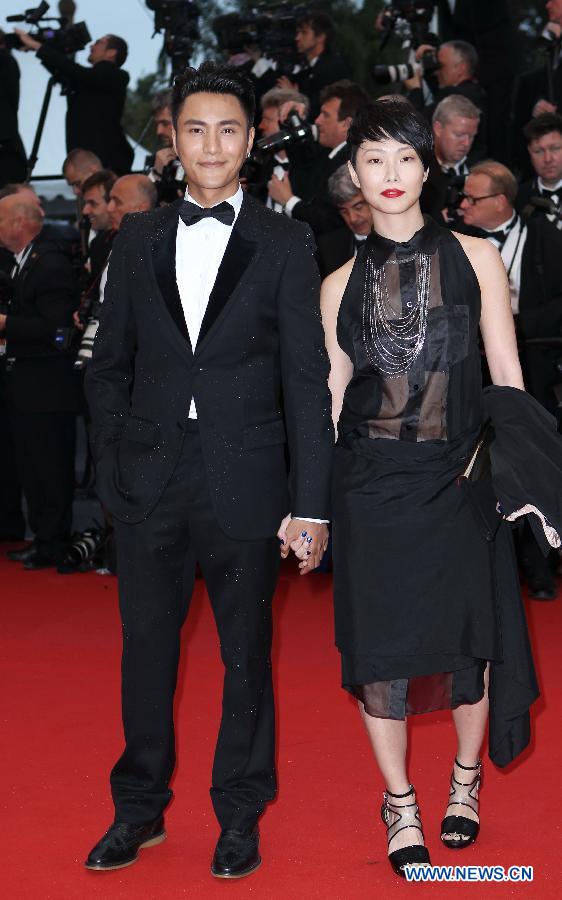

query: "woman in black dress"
xmin=320 ymin=101 xmax=538 ymax=876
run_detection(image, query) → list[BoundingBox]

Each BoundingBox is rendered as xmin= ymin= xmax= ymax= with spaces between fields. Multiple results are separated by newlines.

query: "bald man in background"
xmin=0 ymin=193 xmax=81 ymax=568
xmin=63 ymin=149 xmax=103 ymax=198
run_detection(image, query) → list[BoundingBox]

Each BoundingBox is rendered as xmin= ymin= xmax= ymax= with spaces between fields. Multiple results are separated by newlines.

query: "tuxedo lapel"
xmin=149 ymin=201 xmax=192 ymax=350
xmin=195 ymin=198 xmax=259 ymax=352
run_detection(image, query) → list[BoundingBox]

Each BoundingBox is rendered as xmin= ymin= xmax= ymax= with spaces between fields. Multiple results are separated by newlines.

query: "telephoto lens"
xmin=373 ymin=62 xmax=421 ymax=85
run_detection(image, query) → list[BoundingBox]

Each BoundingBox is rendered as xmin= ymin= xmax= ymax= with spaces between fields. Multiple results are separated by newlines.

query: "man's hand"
xmin=153 ymin=147 xmax=178 ymax=176
xmin=0 ymin=313 xmax=7 ymax=333
xmin=268 ymin=173 xmax=293 ymax=206
xmin=277 ymin=75 xmax=298 ymax=92
xmin=72 ymin=311 xmax=85 ymax=331
xmin=277 ymin=516 xmax=329 ymax=575
xmin=278 ymin=100 xmax=307 ymax=124
xmin=404 ymin=71 xmax=422 ymax=90
xmin=533 ymin=99 xmax=558 ymax=116
xmin=14 ymin=28 xmax=41 ymax=51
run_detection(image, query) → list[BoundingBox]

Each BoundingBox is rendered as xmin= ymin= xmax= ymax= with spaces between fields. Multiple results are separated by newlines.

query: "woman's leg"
xmin=360 ymin=706 xmax=425 ymax=852
xmin=443 ymin=665 xmax=489 ymax=841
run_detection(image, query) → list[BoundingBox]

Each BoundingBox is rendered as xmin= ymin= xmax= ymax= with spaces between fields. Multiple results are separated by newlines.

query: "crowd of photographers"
xmin=1 ymin=2 xmax=562 ymax=597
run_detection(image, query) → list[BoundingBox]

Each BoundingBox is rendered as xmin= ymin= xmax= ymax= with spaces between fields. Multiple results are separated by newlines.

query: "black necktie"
xmin=179 ymin=200 xmax=235 ymax=227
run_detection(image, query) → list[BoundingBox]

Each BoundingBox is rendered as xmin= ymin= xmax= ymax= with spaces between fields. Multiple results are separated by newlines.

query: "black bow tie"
xmin=540 ymin=187 xmax=560 ymax=200
xmin=482 ymin=219 xmax=517 ymax=246
xmin=179 ymin=200 xmax=235 ymax=227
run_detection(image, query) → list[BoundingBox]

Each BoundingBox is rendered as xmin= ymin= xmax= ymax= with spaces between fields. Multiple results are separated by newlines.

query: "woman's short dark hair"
xmin=172 ymin=61 xmax=256 ymax=129
xmin=347 ymin=99 xmax=434 ymax=170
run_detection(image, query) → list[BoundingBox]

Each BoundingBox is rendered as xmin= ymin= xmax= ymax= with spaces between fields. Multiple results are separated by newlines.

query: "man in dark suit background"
xmin=0 ymin=30 xmax=27 ymax=187
xmin=459 ymin=159 xmax=562 ymax=599
xmin=0 ymin=192 xmax=80 ymax=568
xmin=15 ymin=29 xmax=133 ymax=175
xmin=84 ymin=62 xmax=333 ymax=878
xmin=316 ymin=164 xmax=371 ymax=279
xmin=267 ymin=80 xmax=369 ymax=237
xmin=517 ymin=112 xmax=562 ymax=230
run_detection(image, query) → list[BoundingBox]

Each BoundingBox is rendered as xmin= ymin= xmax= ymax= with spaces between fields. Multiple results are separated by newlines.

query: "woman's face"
xmin=349 ymin=136 xmax=427 ymax=216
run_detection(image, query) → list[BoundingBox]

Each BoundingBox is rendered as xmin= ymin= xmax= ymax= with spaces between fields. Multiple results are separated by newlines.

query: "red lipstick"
xmin=381 ymin=189 xmax=405 ymax=198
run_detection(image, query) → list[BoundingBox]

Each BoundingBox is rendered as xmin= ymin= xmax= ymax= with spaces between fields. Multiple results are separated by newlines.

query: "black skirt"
xmin=332 ymin=428 xmax=538 ymax=767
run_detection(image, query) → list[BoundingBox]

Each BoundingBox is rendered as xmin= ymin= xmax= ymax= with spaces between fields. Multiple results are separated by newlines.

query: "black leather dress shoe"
xmin=84 ymin=817 xmax=166 ymax=871
xmin=7 ymin=543 xmax=35 ymax=563
xmin=23 ymin=550 xmax=58 ymax=570
xmin=211 ymin=825 xmax=261 ymax=879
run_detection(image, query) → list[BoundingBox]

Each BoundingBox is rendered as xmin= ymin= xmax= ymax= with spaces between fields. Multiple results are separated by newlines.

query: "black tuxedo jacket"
xmin=287 ymin=144 xmax=349 ymax=238
xmin=5 ymin=240 xmax=81 ymax=413
xmin=37 ymin=46 xmax=133 ymax=175
xmin=85 ymin=195 xmax=334 ymax=536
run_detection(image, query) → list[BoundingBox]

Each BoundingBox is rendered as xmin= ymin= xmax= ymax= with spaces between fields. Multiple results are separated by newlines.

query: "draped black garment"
xmin=332 ymin=217 xmax=538 ymax=767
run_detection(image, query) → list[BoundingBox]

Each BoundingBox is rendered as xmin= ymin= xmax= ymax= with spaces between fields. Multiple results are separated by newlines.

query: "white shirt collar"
xmin=328 ymin=142 xmax=347 ymax=160
xmin=183 ymin=184 xmax=243 ymax=225
xmin=484 ymin=212 xmax=517 ymax=234
xmin=14 ymin=242 xmax=33 ymax=267
xmin=538 ymin=175 xmax=562 ymax=193
xmin=437 ymin=155 xmax=467 ymax=175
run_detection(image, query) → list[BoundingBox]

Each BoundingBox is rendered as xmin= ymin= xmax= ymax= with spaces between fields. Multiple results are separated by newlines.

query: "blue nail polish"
xmin=306 ymin=536 xmax=313 ymax=543
xmin=301 ymin=530 xmax=308 ymax=537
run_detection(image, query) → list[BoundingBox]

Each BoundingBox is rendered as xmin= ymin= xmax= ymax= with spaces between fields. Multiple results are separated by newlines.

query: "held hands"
xmin=277 ymin=515 xmax=329 ymax=575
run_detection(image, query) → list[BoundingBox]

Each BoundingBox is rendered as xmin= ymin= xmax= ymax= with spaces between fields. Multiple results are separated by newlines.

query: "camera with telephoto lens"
xmin=373 ymin=49 xmax=439 ymax=85
xmin=241 ymin=109 xmax=314 ymax=197
xmin=375 ymin=1 xmax=438 ymax=84
xmin=5 ymin=1 xmax=91 ymax=54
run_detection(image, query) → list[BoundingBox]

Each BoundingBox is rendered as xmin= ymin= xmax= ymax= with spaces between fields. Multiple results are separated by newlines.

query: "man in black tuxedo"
xmin=268 ymin=80 xmax=369 ymax=238
xmin=286 ymin=10 xmax=348 ymax=121
xmin=84 ymin=62 xmax=333 ymax=877
xmin=15 ymin=30 xmax=133 ymax=175
xmin=0 ymin=31 xmax=27 ymax=187
xmin=517 ymin=113 xmax=562 ymax=231
xmin=0 ymin=193 xmax=80 ymax=568
xmin=459 ymin=159 xmax=562 ymax=598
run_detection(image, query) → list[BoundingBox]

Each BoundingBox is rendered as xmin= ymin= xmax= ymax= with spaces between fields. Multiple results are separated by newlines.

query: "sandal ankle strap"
xmin=454 ymin=758 xmax=481 ymax=771
xmin=385 ymin=784 xmax=415 ymax=800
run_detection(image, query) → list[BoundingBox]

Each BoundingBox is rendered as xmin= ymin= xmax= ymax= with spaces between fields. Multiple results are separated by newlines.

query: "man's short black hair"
xmin=172 ymin=61 xmax=256 ymax=129
xmin=297 ymin=10 xmax=335 ymax=47
xmin=524 ymin=112 xmax=562 ymax=144
xmin=347 ymin=99 xmax=434 ymax=170
xmin=105 ymin=35 xmax=128 ymax=67
xmin=319 ymin=80 xmax=370 ymax=122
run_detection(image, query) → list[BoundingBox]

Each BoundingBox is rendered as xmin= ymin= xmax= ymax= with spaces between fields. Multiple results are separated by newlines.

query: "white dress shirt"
xmin=176 ymin=185 xmax=243 ymax=419
xmin=483 ymin=214 xmax=526 ymax=314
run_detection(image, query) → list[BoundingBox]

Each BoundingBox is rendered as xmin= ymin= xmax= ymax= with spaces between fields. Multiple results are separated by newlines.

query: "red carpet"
xmin=2 ymin=553 xmax=561 ymax=899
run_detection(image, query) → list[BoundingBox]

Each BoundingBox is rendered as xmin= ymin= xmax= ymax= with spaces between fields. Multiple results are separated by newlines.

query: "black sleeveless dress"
xmin=332 ymin=217 xmax=537 ymax=766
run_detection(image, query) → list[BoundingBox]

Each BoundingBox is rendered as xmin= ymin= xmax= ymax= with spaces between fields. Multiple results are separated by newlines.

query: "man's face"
xmin=107 ymin=178 xmax=146 ymax=230
xmin=154 ymin=106 xmax=174 ymax=148
xmin=433 ymin=115 xmax=479 ymax=164
xmin=88 ymin=36 xmax=112 ymax=65
xmin=64 ymin=162 xmax=83 ymax=197
xmin=295 ymin=23 xmax=322 ymax=56
xmin=528 ymin=130 xmax=562 ymax=185
xmin=315 ymin=97 xmax=348 ymax=149
xmin=336 ymin=191 xmax=372 ymax=236
xmin=0 ymin=199 xmax=19 ymax=252
xmin=82 ymin=185 xmax=112 ymax=231
xmin=173 ymin=92 xmax=254 ymax=201
xmin=459 ymin=173 xmax=505 ymax=228
xmin=547 ymin=0 xmax=562 ymax=26
xmin=259 ymin=105 xmax=280 ymax=138
xmin=437 ymin=46 xmax=464 ymax=88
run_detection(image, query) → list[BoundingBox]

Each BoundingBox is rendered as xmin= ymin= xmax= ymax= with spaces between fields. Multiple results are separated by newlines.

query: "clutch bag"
xmin=457 ymin=421 xmax=502 ymax=542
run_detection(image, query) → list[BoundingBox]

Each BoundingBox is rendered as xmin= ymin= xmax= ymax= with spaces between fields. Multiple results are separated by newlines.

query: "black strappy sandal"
xmin=440 ymin=758 xmax=481 ymax=849
xmin=381 ymin=785 xmax=431 ymax=877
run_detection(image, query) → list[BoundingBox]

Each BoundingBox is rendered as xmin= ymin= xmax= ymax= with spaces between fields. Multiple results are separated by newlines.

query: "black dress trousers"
xmin=110 ymin=424 xmax=279 ymax=830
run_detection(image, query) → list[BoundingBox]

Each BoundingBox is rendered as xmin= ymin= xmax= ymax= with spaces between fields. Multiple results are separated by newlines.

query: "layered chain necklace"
xmin=362 ymin=250 xmax=432 ymax=378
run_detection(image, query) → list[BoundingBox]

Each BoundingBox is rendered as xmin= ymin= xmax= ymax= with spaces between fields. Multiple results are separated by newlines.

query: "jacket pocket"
xmin=122 ymin=415 xmax=160 ymax=447
xmin=243 ymin=419 xmax=287 ymax=449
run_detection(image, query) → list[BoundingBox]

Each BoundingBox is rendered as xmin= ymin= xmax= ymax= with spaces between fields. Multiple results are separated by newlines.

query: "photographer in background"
xmin=15 ymin=29 xmax=133 ymax=175
xmin=421 ymin=94 xmax=481 ymax=224
xmin=316 ymin=164 xmax=372 ymax=279
xmin=0 ymin=29 xmax=26 ymax=188
xmin=146 ymin=90 xmax=185 ymax=205
xmin=278 ymin=10 xmax=348 ymax=120
xmin=517 ymin=113 xmax=562 ymax=230
xmin=268 ymin=79 xmax=369 ymax=237
xmin=78 ymin=169 xmax=117 ymax=311
xmin=406 ymin=39 xmax=487 ymax=160
xmin=0 ymin=192 xmax=80 ymax=569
